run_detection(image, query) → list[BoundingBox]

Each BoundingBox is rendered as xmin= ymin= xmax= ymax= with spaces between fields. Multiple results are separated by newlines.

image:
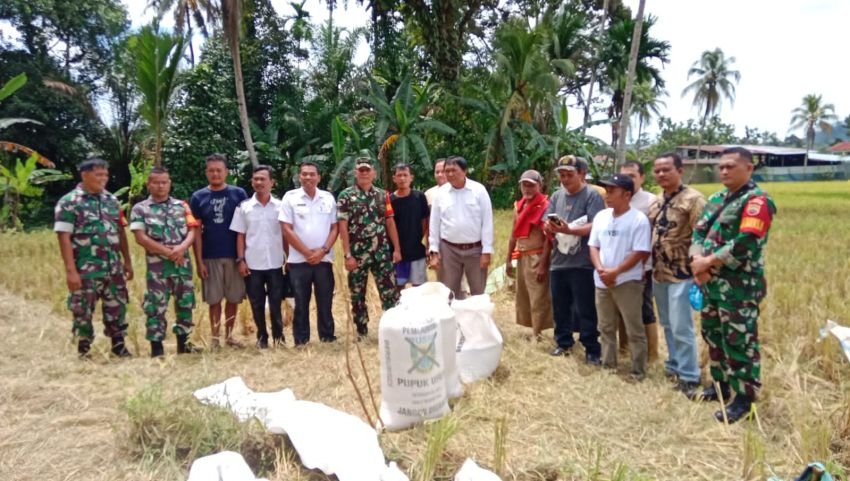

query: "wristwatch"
xmin=323 ymin=245 xmax=331 ymax=254
xmin=235 ymin=257 xmax=245 ymax=263
xmin=344 ymin=252 xmax=352 ymax=259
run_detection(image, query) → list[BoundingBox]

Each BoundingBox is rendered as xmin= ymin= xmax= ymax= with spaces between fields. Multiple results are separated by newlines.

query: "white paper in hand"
xmin=554 ymin=215 xmax=588 ymax=255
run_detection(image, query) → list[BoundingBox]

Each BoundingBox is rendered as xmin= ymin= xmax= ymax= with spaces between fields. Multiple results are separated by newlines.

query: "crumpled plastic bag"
xmin=454 ymin=459 xmax=502 ymax=481
xmin=186 ymin=451 xmax=268 ymax=481
xmin=818 ymin=320 xmax=850 ymax=363
xmin=452 ymin=295 xmax=503 ymax=383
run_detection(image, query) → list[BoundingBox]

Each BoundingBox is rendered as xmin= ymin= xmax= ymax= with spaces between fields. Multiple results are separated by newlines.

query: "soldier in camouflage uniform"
xmin=54 ymin=158 xmax=134 ymax=358
xmin=130 ymin=167 xmax=202 ymax=357
xmin=337 ymin=158 xmax=402 ymax=337
xmin=689 ymin=147 xmax=776 ymax=423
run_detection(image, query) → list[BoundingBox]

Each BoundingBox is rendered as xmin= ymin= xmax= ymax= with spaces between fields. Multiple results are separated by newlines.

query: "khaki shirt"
xmin=648 ymin=186 xmax=706 ymax=282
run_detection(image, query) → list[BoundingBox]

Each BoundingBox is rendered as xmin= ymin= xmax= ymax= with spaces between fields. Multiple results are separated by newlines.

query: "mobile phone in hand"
xmin=547 ymin=213 xmax=563 ymax=225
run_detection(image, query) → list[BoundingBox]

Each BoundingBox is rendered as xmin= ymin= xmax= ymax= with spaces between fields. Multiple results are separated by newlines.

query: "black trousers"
xmin=288 ymin=262 xmax=336 ymax=345
xmin=245 ymin=268 xmax=285 ymax=342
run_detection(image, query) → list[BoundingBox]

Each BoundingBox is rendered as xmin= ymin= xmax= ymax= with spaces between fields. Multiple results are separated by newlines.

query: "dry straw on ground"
xmin=0 ymin=181 xmax=848 ymax=481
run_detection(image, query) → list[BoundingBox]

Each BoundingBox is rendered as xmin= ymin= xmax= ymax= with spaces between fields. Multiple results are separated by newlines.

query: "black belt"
xmin=441 ymin=239 xmax=482 ymax=250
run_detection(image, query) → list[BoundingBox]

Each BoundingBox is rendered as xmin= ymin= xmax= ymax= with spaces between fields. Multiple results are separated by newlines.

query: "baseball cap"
xmin=518 ymin=169 xmax=543 ymax=184
xmin=555 ymin=155 xmax=588 ymax=172
xmin=599 ymin=173 xmax=635 ymax=194
xmin=355 ymin=157 xmax=374 ymax=169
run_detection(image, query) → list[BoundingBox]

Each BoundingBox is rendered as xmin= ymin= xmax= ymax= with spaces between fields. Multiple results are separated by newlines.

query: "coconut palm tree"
xmin=600 ymin=13 xmax=670 ymax=152
xmin=631 ymin=81 xmax=666 ymax=151
xmin=168 ymin=0 xmax=258 ymax=167
xmin=149 ymin=0 xmax=218 ymax=67
xmin=790 ymin=94 xmax=838 ymax=168
xmin=682 ymin=48 xmax=740 ymax=124
xmin=615 ymin=0 xmax=646 ymax=164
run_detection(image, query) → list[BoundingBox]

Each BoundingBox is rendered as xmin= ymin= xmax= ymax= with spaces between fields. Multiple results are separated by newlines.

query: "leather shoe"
xmin=550 ymin=346 xmax=572 ymax=357
xmin=690 ymin=382 xmax=731 ymax=402
xmin=676 ymin=380 xmax=702 ymax=396
xmin=714 ymin=394 xmax=754 ymax=424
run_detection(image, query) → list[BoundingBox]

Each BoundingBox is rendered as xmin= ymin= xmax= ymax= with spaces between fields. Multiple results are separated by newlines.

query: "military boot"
xmin=111 ymin=336 xmax=132 ymax=357
xmin=714 ymin=394 xmax=754 ymax=424
xmin=150 ymin=341 xmax=164 ymax=358
xmin=355 ymin=322 xmax=368 ymax=341
xmin=690 ymin=382 xmax=731 ymax=402
xmin=177 ymin=334 xmax=202 ymax=354
xmin=78 ymin=339 xmax=92 ymax=358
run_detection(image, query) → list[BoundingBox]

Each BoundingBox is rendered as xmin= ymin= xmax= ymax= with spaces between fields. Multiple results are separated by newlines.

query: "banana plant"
xmin=366 ymin=77 xmax=456 ymax=188
xmin=0 ymin=153 xmax=71 ymax=230
xmin=113 ymin=158 xmax=153 ymax=215
xmin=302 ymin=115 xmax=377 ymax=192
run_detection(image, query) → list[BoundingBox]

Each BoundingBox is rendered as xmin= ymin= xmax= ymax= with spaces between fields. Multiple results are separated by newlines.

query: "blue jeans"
xmin=550 ymin=268 xmax=600 ymax=356
xmin=653 ymin=280 xmax=700 ymax=383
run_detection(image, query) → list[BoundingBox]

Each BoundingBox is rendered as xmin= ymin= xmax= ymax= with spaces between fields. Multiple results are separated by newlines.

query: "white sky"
xmin=78 ymin=0 xmax=850 ymax=142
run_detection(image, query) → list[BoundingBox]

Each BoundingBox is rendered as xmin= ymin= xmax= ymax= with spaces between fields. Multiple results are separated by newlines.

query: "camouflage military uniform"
xmin=690 ymin=180 xmax=776 ymax=398
xmin=337 ymin=185 xmax=399 ymax=327
xmin=130 ymin=197 xmax=200 ymax=342
xmin=54 ymin=185 xmax=129 ymax=340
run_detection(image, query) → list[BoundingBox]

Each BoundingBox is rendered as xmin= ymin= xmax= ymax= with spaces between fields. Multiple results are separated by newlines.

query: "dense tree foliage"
xmin=0 ymin=0 xmax=843 ymax=228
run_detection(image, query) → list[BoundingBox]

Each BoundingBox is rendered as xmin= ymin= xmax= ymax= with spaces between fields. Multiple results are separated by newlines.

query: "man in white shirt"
xmin=230 ymin=166 xmax=286 ymax=349
xmin=280 ymin=162 xmax=339 ymax=345
xmin=619 ymin=160 xmax=659 ymax=362
xmin=589 ymin=174 xmax=652 ymax=379
xmin=424 ymin=158 xmax=446 ymax=206
xmin=428 ymin=156 xmax=494 ymax=299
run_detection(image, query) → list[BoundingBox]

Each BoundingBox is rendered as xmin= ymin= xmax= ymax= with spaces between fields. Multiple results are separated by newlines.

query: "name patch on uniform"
xmin=740 ymin=195 xmax=771 ymax=238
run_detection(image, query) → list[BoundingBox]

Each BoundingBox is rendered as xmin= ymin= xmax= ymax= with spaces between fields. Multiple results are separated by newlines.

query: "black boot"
xmin=690 ymin=382 xmax=731 ymax=402
xmin=150 ymin=341 xmax=164 ymax=358
xmin=355 ymin=322 xmax=368 ymax=340
xmin=715 ymin=394 xmax=754 ymax=424
xmin=78 ymin=339 xmax=92 ymax=358
xmin=111 ymin=336 xmax=132 ymax=357
xmin=177 ymin=334 xmax=202 ymax=354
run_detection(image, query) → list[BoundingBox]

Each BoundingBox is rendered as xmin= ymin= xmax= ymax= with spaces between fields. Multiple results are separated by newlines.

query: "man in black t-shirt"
xmin=390 ymin=163 xmax=430 ymax=291
xmin=190 ymin=154 xmax=249 ymax=349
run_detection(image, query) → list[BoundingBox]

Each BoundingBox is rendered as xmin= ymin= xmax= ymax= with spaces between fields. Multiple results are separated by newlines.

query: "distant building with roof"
xmin=828 ymin=141 xmax=850 ymax=154
xmin=676 ymin=144 xmax=850 ymax=182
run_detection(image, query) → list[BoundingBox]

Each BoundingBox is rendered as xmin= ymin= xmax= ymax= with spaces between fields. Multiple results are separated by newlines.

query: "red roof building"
xmin=828 ymin=141 xmax=850 ymax=153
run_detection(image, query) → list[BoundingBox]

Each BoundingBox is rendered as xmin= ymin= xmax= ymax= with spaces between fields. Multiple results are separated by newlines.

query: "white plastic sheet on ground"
xmin=193 ymin=377 xmax=408 ymax=481
xmin=186 ymin=451 xmax=268 ymax=481
xmin=819 ymin=319 xmax=850 ymax=362
xmin=193 ymin=376 xmax=296 ymax=424
xmin=454 ymin=459 xmax=503 ymax=481
xmin=452 ymin=295 xmax=503 ymax=383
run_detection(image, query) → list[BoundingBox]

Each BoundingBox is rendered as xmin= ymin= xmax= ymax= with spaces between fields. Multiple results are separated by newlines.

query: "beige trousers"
xmin=596 ymin=281 xmax=647 ymax=377
xmin=515 ymin=252 xmax=553 ymax=336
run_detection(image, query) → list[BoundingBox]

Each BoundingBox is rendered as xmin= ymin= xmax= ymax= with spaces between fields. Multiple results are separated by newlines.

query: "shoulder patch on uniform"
xmin=740 ymin=195 xmax=771 ymax=238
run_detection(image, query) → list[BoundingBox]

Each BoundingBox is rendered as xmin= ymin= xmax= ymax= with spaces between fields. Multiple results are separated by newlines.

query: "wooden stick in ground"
xmin=355 ymin=338 xmax=382 ymax=427
xmin=715 ymin=381 xmax=729 ymax=425
xmin=337 ymin=267 xmax=379 ymax=427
